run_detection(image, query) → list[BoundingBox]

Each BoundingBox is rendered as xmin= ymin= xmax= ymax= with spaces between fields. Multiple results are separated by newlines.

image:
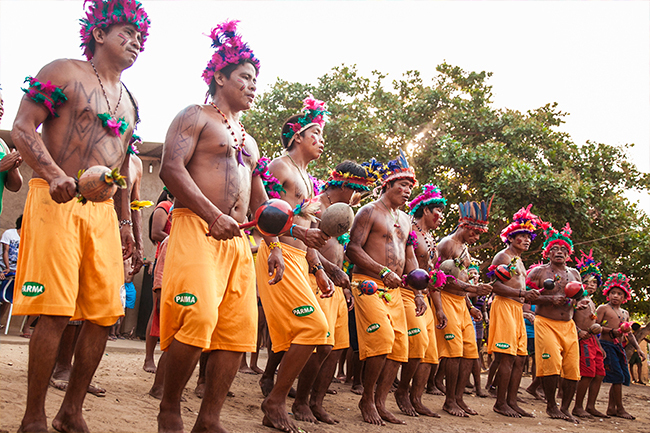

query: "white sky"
xmin=1 ymin=0 xmax=648 ymax=211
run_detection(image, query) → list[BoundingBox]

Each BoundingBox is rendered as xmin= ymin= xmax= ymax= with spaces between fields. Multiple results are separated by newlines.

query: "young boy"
xmin=597 ymin=273 xmax=644 ymax=419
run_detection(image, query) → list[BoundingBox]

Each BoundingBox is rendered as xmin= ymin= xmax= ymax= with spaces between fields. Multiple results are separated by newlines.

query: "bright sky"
xmin=1 ymin=0 xmax=648 ymax=211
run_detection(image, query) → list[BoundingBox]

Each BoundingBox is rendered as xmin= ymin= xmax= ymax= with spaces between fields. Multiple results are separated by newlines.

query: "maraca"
xmin=403 ymin=269 xmax=430 ymax=291
xmin=239 ymin=199 xmax=294 ymax=236
xmin=319 ymin=203 xmax=354 ymax=237
xmin=76 ymin=166 xmax=126 ymax=204
xmin=494 ymin=264 xmax=512 ymax=282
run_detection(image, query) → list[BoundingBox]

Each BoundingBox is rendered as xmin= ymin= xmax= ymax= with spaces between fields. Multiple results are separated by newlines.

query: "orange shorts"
xmin=422 ymin=297 xmax=439 ymax=364
xmin=401 ymin=288 xmax=429 ymax=360
xmin=435 ymin=291 xmax=478 ymax=359
xmin=487 ymin=296 xmax=528 ymax=356
xmin=535 ymin=315 xmax=580 ymax=380
xmin=160 ymin=209 xmax=257 ymax=352
xmin=257 ymin=241 xmax=329 ymax=352
xmin=309 ymin=274 xmax=349 ymax=350
xmin=352 ymin=275 xmax=408 ymax=363
xmin=13 ymin=179 xmax=123 ymax=326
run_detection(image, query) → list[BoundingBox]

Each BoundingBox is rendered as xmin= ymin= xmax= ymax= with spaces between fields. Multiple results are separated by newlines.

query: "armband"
xmin=22 ymin=76 xmax=68 ymax=118
xmin=336 ymin=232 xmax=350 ymax=248
xmin=119 ymin=219 xmax=133 ymax=228
xmin=252 ymin=157 xmax=286 ymax=199
xmin=407 ymin=231 xmax=418 ymax=248
xmin=268 ymin=242 xmax=282 ymax=251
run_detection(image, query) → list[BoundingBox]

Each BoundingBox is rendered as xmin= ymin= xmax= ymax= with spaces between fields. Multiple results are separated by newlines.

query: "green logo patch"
xmin=542 ymin=353 xmax=551 ymax=359
xmin=174 ymin=293 xmax=197 ymax=306
xmin=444 ymin=333 xmax=455 ymax=340
xmin=495 ymin=342 xmax=511 ymax=350
xmin=21 ymin=282 xmax=44 ymax=297
xmin=292 ymin=305 xmax=314 ymax=317
xmin=326 ymin=332 xmax=331 ymax=338
xmin=367 ymin=323 xmax=381 ymax=333
xmin=408 ymin=328 xmax=421 ymax=337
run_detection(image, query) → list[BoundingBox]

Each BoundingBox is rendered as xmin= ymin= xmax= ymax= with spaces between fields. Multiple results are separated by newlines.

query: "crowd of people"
xmin=2 ymin=1 xmax=648 ymax=433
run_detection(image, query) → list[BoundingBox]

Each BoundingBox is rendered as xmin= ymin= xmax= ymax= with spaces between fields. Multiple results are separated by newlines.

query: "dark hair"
xmin=15 ymin=215 xmax=23 ymax=229
xmin=208 ymin=59 xmax=260 ymax=97
xmin=323 ymin=160 xmax=368 ymax=191
xmin=280 ymin=113 xmax=304 ymax=149
xmin=148 ymin=189 xmax=174 ymax=244
xmin=412 ymin=201 xmax=445 ymax=219
xmin=632 ymin=322 xmax=641 ymax=332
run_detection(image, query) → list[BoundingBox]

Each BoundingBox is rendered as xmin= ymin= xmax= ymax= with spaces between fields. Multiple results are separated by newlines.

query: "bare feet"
xmin=251 ymin=365 xmax=264 ymax=374
xmin=607 ymin=409 xmax=635 ymax=420
xmin=195 ymin=382 xmax=205 ymax=399
xmin=291 ymin=401 xmax=317 ymax=423
xmin=52 ymin=410 xmax=89 ymax=433
xmin=487 ymin=385 xmax=497 ymax=398
xmin=376 ymin=402 xmax=405 ymax=424
xmin=586 ymin=407 xmax=609 ymax=418
xmin=157 ymin=408 xmax=184 ymax=433
xmin=350 ymin=384 xmax=363 ymax=395
xmin=493 ymin=401 xmax=521 ymax=418
xmin=475 ymin=388 xmax=489 ymax=398
xmin=443 ymin=401 xmax=468 ymax=417
xmin=262 ymin=398 xmax=301 ymax=433
xmin=572 ymin=407 xmax=593 ymax=418
xmin=457 ymin=400 xmax=478 ymax=415
xmin=18 ymin=419 xmax=48 ymax=433
xmin=425 ymin=385 xmax=444 ymax=396
xmin=239 ymin=365 xmax=257 ymax=375
xmin=525 ymin=386 xmax=546 ymax=402
xmin=410 ymin=396 xmax=440 ymax=417
xmin=510 ymin=403 xmax=534 ymax=417
xmin=394 ymin=388 xmax=418 ymax=417
xmin=149 ymin=385 xmax=163 ymax=400
xmin=49 ymin=379 xmax=105 ymax=397
xmin=359 ymin=395 xmax=385 ymax=426
xmin=259 ymin=375 xmax=275 ymax=397
xmin=547 ymin=405 xmax=578 ymax=423
xmin=560 ymin=407 xmax=579 ymax=423
xmin=143 ymin=359 xmax=157 ymax=374
xmin=310 ymin=403 xmax=339 ymax=424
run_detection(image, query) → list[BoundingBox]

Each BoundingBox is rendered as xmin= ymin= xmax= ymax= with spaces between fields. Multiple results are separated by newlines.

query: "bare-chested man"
xmin=597 ymin=273 xmax=644 ymax=420
xmin=570 ymin=250 xmax=608 ymax=418
xmin=10 ymin=1 xmax=149 ymax=431
xmin=254 ymin=96 xmax=332 ymax=433
xmin=0 ymin=87 xmax=23 ymax=213
xmin=527 ymin=222 xmax=587 ymax=423
xmin=435 ymin=199 xmax=493 ymax=417
xmin=157 ymin=21 xmax=286 ymax=433
xmin=292 ymin=161 xmax=375 ymax=425
xmin=397 ymin=184 xmax=448 ymax=418
xmin=487 ymin=205 xmax=540 ymax=418
xmin=346 ymin=154 xmax=427 ymax=426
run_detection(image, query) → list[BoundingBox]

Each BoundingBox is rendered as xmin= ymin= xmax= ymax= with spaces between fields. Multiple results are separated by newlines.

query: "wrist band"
xmin=415 ymin=293 xmax=424 ymax=299
xmin=119 ymin=219 xmax=133 ymax=227
xmin=609 ymin=329 xmax=617 ymax=339
xmin=268 ymin=242 xmax=282 ymax=251
xmin=310 ymin=263 xmax=324 ymax=275
xmin=290 ymin=224 xmax=297 ymax=240
xmin=205 ymin=214 xmax=223 ymax=236
xmin=379 ymin=266 xmax=391 ymax=279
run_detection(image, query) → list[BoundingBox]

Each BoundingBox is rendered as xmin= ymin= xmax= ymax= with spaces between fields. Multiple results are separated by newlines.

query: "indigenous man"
xmin=487 ymin=205 xmax=540 ymax=418
xmin=254 ymin=96 xmax=332 ymax=433
xmin=294 ymin=161 xmax=375 ymax=425
xmin=571 ymin=250 xmax=608 ymax=418
xmin=397 ymin=184 xmax=448 ymax=418
xmin=435 ymin=199 xmax=493 ymax=417
xmin=346 ymin=154 xmax=427 ymax=426
xmin=157 ymin=21 xmax=286 ymax=433
xmin=0 ymin=87 xmax=23 ymax=213
xmin=597 ymin=273 xmax=644 ymax=419
xmin=527 ymin=222 xmax=587 ymax=423
xmin=10 ymin=1 xmax=149 ymax=431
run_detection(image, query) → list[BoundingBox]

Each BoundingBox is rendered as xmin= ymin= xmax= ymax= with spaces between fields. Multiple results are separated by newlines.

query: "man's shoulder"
xmin=491 ymin=248 xmax=510 ymax=265
xmin=33 ymin=59 xmax=86 ymax=85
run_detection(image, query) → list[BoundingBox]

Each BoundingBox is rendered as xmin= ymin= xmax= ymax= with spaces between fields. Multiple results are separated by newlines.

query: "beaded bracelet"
xmin=415 ymin=293 xmax=425 ymax=299
xmin=290 ymin=224 xmax=297 ymax=240
xmin=268 ymin=241 xmax=282 ymax=251
xmin=119 ymin=219 xmax=133 ymax=228
xmin=379 ymin=266 xmax=391 ymax=279
xmin=310 ymin=263 xmax=324 ymax=275
xmin=205 ymin=214 xmax=223 ymax=236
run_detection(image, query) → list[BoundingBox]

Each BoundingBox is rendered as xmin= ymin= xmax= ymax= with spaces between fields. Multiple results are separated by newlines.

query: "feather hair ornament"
xmin=458 ymin=195 xmax=494 ymax=233
xmin=541 ymin=221 xmax=574 ymax=258
xmin=292 ymin=198 xmax=321 ymax=223
xmin=407 ymin=184 xmax=447 ymax=216
xmin=575 ymin=249 xmax=603 ymax=286
xmin=380 ymin=149 xmax=417 ymax=188
xmin=499 ymin=204 xmax=539 ymax=243
xmin=79 ymin=0 xmax=151 ymax=60
xmin=283 ymin=95 xmax=330 ymax=148
xmin=602 ymin=273 xmax=632 ymax=303
xmin=202 ymin=20 xmax=260 ymax=86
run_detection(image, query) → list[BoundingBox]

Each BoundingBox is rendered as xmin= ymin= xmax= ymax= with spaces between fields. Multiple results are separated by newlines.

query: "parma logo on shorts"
xmin=292 ymin=305 xmax=314 ymax=317
xmin=495 ymin=342 xmax=511 ymax=350
xmin=367 ymin=323 xmax=381 ymax=333
xmin=542 ymin=353 xmax=551 ymax=359
xmin=408 ymin=328 xmax=421 ymax=337
xmin=175 ymin=293 xmax=197 ymax=306
xmin=326 ymin=332 xmax=331 ymax=338
xmin=444 ymin=333 xmax=455 ymax=340
xmin=21 ymin=282 xmax=44 ymax=297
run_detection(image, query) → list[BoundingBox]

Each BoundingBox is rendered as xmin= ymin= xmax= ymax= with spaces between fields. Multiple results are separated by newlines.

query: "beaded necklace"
xmin=210 ymin=102 xmax=250 ymax=166
xmin=286 ymin=152 xmax=313 ymax=199
xmin=90 ymin=59 xmax=128 ymax=136
xmin=379 ymin=199 xmax=400 ymax=228
xmin=413 ymin=219 xmax=436 ymax=262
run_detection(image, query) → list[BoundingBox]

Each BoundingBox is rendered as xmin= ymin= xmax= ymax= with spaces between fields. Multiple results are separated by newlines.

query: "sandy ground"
xmin=1 ymin=339 xmax=650 ymax=433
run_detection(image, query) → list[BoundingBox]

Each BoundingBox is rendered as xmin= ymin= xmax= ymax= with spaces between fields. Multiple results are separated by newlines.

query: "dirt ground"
xmin=1 ymin=341 xmax=649 ymax=433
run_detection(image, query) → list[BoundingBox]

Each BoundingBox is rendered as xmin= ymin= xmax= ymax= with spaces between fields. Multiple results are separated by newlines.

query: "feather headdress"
xmin=80 ymin=0 xmax=151 ymax=60
xmin=408 ymin=184 xmax=446 ymax=216
xmin=380 ymin=149 xmax=417 ymax=188
xmin=541 ymin=221 xmax=573 ymax=258
xmin=458 ymin=195 xmax=493 ymax=233
xmin=282 ymin=95 xmax=329 ymax=148
xmin=575 ymin=249 xmax=602 ymax=286
xmin=602 ymin=273 xmax=632 ymax=303
xmin=500 ymin=204 xmax=539 ymax=243
xmin=323 ymin=165 xmax=375 ymax=192
xmin=202 ymin=20 xmax=260 ymax=86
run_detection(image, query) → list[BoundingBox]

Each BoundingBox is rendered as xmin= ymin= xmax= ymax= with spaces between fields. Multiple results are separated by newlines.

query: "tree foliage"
xmin=244 ymin=63 xmax=650 ymax=316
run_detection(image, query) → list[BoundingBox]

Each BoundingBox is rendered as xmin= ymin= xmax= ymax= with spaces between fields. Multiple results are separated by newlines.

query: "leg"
xmin=309 ymin=348 xmax=342 ymax=424
xmin=485 ymin=355 xmax=500 ymax=396
xmin=158 ymin=339 xmax=202 ymax=433
xmin=507 ymin=355 xmax=532 ymax=417
xmin=433 ymin=357 xmax=446 ymax=394
xmin=572 ymin=377 xmax=593 ymax=418
xmin=143 ymin=291 xmax=159 ymax=373
xmin=52 ymin=320 xmax=112 ymax=433
xmin=526 ymin=375 xmax=545 ymax=401
xmin=191 ymin=350 xmax=242 ymax=433
xmin=454 ymin=358 xmax=478 ymax=415
xmin=410 ymin=362 xmax=439 ymax=417
xmin=261 ymin=344 xmax=315 ymax=433
xmin=492 ymin=353 xmax=520 ymax=417
xmin=51 ymin=324 xmax=81 ymax=384
xmin=426 ymin=362 xmax=444 ymax=395
xmin=374 ymin=359 xmax=405 ymax=424
xmin=442 ymin=357 xmax=468 ymax=417
xmin=350 ymin=352 xmax=364 ymax=395
xmin=358 ymin=355 xmax=387 ymax=425
xmin=239 ymin=352 xmax=256 ymax=374
xmin=394 ymin=358 xmax=421 ymax=416
xmin=292 ymin=345 xmax=332 ymax=423
xmin=607 ymin=383 xmax=635 ymax=419
xmin=194 ymin=352 xmax=209 ymax=398
xmin=472 ymin=358 xmax=488 ymax=397
xmin=19 ymin=315 xmax=70 ymax=433
xmin=259 ymin=350 xmax=284 ymax=397
xmin=148 ymin=352 xmax=167 ymax=400
xmin=585 ymin=375 xmax=608 ymax=417
xmin=558 ymin=378 xmax=578 ymax=422
xmin=541 ymin=375 xmax=575 ymax=422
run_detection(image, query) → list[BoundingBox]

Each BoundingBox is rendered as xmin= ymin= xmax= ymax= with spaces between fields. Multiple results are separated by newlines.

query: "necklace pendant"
xmin=97 ymin=112 xmax=127 ymax=137
xmin=394 ymin=223 xmax=400 ymax=228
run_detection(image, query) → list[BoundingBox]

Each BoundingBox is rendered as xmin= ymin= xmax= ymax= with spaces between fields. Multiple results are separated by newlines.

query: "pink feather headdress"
xmin=79 ymin=0 xmax=151 ymax=60
xmin=202 ymin=20 xmax=260 ymax=86
xmin=602 ymin=273 xmax=632 ymax=303
xmin=541 ymin=221 xmax=574 ymax=258
xmin=408 ymin=184 xmax=446 ymax=216
xmin=283 ymin=95 xmax=330 ymax=148
xmin=500 ymin=204 xmax=539 ymax=243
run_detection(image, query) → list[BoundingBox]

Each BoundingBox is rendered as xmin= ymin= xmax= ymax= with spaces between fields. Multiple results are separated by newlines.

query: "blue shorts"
xmin=601 ymin=339 xmax=630 ymax=386
xmin=124 ymin=282 xmax=136 ymax=310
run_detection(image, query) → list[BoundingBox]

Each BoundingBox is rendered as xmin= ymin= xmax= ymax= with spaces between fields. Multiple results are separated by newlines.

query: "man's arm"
xmin=130 ymin=156 xmax=144 ymax=274
xmin=0 ymin=140 xmax=23 ymax=192
xmin=347 ymin=206 xmax=384 ymax=275
xmin=437 ymin=240 xmax=490 ymax=295
xmin=405 ymin=243 xmax=426 ymax=316
xmin=318 ymin=250 xmax=350 ymax=290
xmin=114 ymin=155 xmax=134 ymax=259
xmin=1 ymin=243 xmax=8 ymax=272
